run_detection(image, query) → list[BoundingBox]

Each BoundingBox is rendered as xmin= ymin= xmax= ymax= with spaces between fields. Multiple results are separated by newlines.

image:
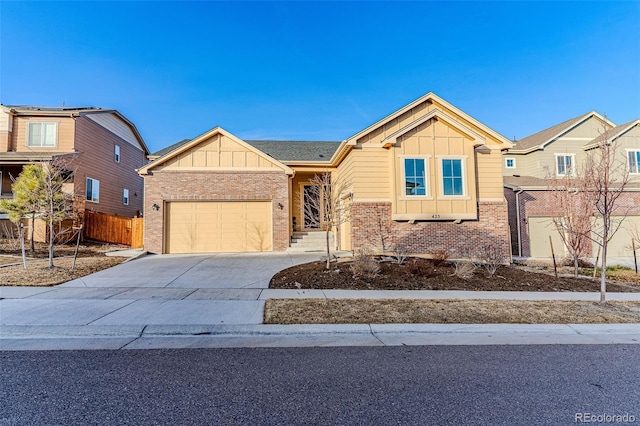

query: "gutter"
xmin=515 ymin=189 xmax=524 ymax=257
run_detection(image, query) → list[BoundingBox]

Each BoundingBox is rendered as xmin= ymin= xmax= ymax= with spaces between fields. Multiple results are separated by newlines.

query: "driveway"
xmin=0 ymin=252 xmax=320 ymax=329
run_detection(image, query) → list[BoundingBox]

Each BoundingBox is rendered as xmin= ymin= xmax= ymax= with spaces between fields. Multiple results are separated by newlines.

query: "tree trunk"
xmin=30 ymin=213 xmax=35 ymax=252
xmin=573 ymin=255 xmax=579 ymax=278
xmin=48 ymin=221 xmax=54 ymax=268
xmin=325 ymin=228 xmax=331 ymax=269
xmin=600 ymin=244 xmax=607 ymax=304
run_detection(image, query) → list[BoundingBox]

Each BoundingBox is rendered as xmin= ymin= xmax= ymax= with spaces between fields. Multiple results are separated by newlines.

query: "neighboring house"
xmin=0 ymin=105 xmax=149 ymax=239
xmin=503 ymin=112 xmax=640 ymax=258
xmin=139 ymin=92 xmax=513 ymax=256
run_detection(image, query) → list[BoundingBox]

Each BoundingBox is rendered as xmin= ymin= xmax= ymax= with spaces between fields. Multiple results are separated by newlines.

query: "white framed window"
xmin=86 ymin=177 xmax=100 ymax=203
xmin=505 ymin=158 xmax=516 ymax=169
xmin=628 ymin=150 xmax=640 ymax=174
xmin=115 ymin=145 xmax=121 ymax=163
xmin=556 ymin=154 xmax=575 ymax=176
xmin=403 ymin=158 xmax=428 ymax=196
xmin=27 ymin=122 xmax=57 ymax=147
xmin=123 ymin=188 xmax=129 ymax=205
xmin=441 ymin=158 xmax=465 ymax=196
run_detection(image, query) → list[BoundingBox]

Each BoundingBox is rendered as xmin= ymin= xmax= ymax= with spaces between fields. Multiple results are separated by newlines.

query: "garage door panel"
xmin=592 ymin=216 xmax=640 ymax=257
xmin=528 ymin=217 xmax=566 ymax=258
xmin=166 ymin=201 xmax=272 ymax=254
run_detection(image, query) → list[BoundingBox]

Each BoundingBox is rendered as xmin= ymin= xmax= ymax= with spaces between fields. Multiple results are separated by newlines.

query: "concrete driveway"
xmin=0 ymin=252 xmax=320 ymax=330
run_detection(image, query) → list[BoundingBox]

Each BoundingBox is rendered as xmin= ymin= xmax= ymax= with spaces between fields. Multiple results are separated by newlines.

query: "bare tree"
xmin=301 ymin=172 xmax=351 ymax=269
xmin=584 ymin=128 xmax=630 ymax=303
xmin=548 ymin=167 xmax=595 ymax=277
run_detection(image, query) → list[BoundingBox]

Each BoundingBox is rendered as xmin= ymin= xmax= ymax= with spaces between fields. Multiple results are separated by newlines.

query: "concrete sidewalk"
xmin=1 ymin=252 xmax=639 ymax=350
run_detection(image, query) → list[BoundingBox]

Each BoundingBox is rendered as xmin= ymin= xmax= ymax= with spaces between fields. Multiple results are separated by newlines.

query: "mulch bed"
xmin=270 ymin=258 xmax=640 ymax=292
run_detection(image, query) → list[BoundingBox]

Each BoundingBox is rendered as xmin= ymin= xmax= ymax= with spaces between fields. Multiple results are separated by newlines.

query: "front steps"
xmin=287 ymin=231 xmax=334 ymax=253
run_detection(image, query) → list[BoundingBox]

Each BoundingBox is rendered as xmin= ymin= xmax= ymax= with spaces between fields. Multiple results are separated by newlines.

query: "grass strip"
xmin=264 ymin=299 xmax=640 ymax=324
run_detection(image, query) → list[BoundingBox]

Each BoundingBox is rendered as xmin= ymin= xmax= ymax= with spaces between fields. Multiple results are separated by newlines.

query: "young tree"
xmin=0 ymin=157 xmax=76 ymax=267
xmin=584 ymin=129 xmax=630 ymax=303
xmin=301 ymin=172 xmax=351 ymax=269
xmin=548 ymin=168 xmax=595 ymax=277
xmin=0 ymin=164 xmax=45 ymax=252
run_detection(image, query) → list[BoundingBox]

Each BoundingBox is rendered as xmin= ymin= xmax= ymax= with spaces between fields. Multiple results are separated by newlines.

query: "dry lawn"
xmin=0 ymin=256 xmax=125 ymax=286
xmin=264 ymin=299 xmax=640 ymax=325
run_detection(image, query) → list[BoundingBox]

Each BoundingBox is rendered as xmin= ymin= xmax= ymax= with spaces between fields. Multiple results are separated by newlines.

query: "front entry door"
xmin=302 ymin=184 xmax=321 ymax=229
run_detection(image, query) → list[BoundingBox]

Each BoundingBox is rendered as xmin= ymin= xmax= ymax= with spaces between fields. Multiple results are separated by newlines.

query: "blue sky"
xmin=1 ymin=1 xmax=639 ymax=153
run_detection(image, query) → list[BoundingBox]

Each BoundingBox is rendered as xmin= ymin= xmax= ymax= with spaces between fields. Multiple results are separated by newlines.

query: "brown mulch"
xmin=270 ymin=258 xmax=640 ymax=292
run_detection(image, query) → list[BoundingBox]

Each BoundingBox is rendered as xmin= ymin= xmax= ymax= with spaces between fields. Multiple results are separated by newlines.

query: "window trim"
xmin=438 ymin=156 xmax=467 ymax=198
xmin=115 ymin=145 xmax=121 ymax=163
xmin=555 ymin=153 xmax=576 ymax=176
xmin=86 ymin=177 xmax=100 ymax=203
xmin=123 ymin=188 xmax=129 ymax=206
xmin=628 ymin=149 xmax=640 ymax=174
xmin=26 ymin=121 xmax=58 ymax=148
xmin=401 ymin=156 xmax=431 ymax=198
xmin=505 ymin=157 xmax=516 ymax=169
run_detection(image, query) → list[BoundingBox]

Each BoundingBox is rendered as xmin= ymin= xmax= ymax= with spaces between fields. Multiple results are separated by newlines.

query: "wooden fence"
xmin=83 ymin=211 xmax=144 ymax=248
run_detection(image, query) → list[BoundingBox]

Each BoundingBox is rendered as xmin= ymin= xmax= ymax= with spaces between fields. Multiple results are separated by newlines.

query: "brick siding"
xmin=350 ymin=201 xmax=511 ymax=260
xmin=507 ymin=189 xmax=640 ymax=257
xmin=143 ymin=170 xmax=289 ymax=253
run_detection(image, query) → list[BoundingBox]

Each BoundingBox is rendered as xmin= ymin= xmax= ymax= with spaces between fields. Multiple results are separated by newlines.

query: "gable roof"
xmin=343 ymin=92 xmax=513 ymax=149
xmin=510 ymin=111 xmax=614 ymax=154
xmin=138 ymin=127 xmax=294 ymax=175
xmin=583 ymin=118 xmax=640 ymax=150
xmin=1 ymin=104 xmax=150 ymax=155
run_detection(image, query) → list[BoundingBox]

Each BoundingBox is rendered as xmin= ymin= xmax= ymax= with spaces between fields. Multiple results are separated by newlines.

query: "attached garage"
xmin=165 ymin=201 xmax=273 ymax=254
xmin=592 ymin=216 xmax=640 ymax=258
xmin=528 ymin=216 xmax=566 ymax=258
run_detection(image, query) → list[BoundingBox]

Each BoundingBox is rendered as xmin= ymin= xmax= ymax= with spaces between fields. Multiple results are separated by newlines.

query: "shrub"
xmin=404 ymin=258 xmax=433 ymax=277
xmin=391 ymin=244 xmax=410 ymax=265
xmin=453 ymin=260 xmax=476 ymax=280
xmin=351 ymin=249 xmax=380 ymax=279
xmin=431 ymin=250 xmax=449 ymax=267
xmin=476 ymin=244 xmax=507 ymax=278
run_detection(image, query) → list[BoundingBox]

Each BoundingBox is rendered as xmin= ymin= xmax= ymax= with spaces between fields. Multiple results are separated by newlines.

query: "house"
xmin=138 ymin=92 xmax=514 ymax=256
xmin=503 ymin=112 xmax=640 ymax=258
xmin=0 ymin=105 xmax=149 ymax=240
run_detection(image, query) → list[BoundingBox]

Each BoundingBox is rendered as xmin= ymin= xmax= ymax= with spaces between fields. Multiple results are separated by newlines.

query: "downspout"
xmin=515 ymin=189 xmax=524 ymax=257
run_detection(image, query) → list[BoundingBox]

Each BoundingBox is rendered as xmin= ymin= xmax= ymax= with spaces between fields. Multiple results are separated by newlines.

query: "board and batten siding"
xmin=10 ymin=116 xmax=75 ymax=153
xmin=390 ymin=118 xmax=478 ymax=219
xmin=156 ymin=133 xmax=281 ymax=170
xmin=74 ymin=116 xmax=146 ymax=217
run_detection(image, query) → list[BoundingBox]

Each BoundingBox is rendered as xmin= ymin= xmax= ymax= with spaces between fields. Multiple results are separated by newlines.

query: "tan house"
xmin=0 ymin=105 xmax=149 ymax=238
xmin=139 ymin=93 xmax=514 ymax=256
xmin=503 ymin=112 xmax=640 ymax=258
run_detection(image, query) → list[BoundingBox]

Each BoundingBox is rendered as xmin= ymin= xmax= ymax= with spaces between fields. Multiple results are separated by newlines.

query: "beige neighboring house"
xmin=139 ymin=92 xmax=514 ymax=256
xmin=0 ymin=105 xmax=149 ymax=240
xmin=503 ymin=112 xmax=640 ymax=258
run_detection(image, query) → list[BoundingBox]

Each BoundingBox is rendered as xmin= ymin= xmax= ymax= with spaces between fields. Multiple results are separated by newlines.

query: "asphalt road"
xmin=1 ymin=345 xmax=639 ymax=425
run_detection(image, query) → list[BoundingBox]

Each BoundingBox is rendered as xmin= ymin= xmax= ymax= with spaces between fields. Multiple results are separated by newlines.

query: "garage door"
xmin=528 ymin=217 xmax=566 ymax=258
xmin=165 ymin=201 xmax=272 ymax=254
xmin=592 ymin=216 xmax=640 ymax=257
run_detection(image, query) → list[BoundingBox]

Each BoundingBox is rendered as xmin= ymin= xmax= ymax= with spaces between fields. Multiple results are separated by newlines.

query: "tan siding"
xmin=618 ymin=125 xmax=640 ymax=184
xmin=477 ymin=150 xmax=505 ymax=199
xmin=158 ymin=133 xmax=281 ymax=170
xmin=10 ymin=116 xmax=75 ymax=152
xmin=74 ymin=116 xmax=146 ymax=217
xmin=392 ymin=118 xmax=477 ymax=218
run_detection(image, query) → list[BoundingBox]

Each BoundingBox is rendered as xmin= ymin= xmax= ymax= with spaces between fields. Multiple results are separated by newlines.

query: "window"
xmin=86 ymin=178 xmax=100 ymax=202
xmin=442 ymin=158 xmax=464 ymax=196
xmin=556 ymin=154 xmax=574 ymax=176
xmin=505 ymin=158 xmax=516 ymax=169
xmin=115 ymin=145 xmax=121 ymax=163
xmin=629 ymin=150 xmax=640 ymax=174
xmin=27 ymin=122 xmax=57 ymax=147
xmin=123 ymin=188 xmax=129 ymax=205
xmin=404 ymin=158 xmax=427 ymax=196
